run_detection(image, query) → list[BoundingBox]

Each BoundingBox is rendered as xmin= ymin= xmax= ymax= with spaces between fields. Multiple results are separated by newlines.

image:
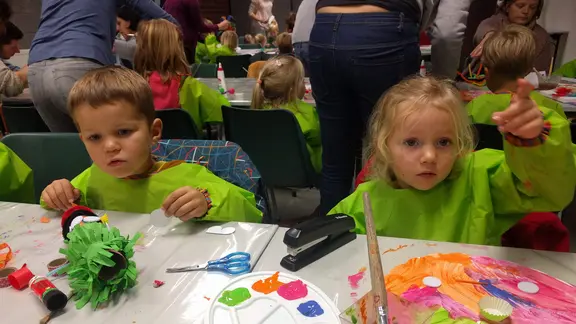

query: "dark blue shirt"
xmin=29 ymin=0 xmax=176 ymax=65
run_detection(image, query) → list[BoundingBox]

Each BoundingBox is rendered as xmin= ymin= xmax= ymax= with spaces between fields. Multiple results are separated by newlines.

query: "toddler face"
xmin=387 ymin=106 xmax=458 ymax=190
xmin=74 ymin=101 xmax=162 ymax=178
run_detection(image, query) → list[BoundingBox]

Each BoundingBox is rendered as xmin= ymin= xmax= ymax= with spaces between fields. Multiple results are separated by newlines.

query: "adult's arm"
xmin=248 ymin=0 xmax=261 ymax=22
xmin=127 ymin=0 xmax=178 ymax=25
xmin=0 ymin=60 xmax=24 ymax=97
xmin=428 ymin=0 xmax=476 ymax=79
xmin=185 ymin=0 xmax=218 ymax=33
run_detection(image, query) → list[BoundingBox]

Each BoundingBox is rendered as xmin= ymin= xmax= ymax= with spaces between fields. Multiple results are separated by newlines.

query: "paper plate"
xmin=205 ymin=271 xmax=340 ymax=324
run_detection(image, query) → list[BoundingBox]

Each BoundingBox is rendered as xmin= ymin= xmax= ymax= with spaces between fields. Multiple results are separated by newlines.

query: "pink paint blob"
xmin=277 ymin=280 xmax=308 ymax=300
xmin=348 ymin=269 xmax=366 ymax=289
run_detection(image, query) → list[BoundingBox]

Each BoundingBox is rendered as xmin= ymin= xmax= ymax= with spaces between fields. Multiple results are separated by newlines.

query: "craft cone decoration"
xmin=58 ymin=206 xmax=141 ymax=309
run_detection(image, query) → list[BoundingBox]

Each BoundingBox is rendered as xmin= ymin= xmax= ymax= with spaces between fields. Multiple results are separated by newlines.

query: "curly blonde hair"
xmin=367 ymin=76 xmax=475 ymax=186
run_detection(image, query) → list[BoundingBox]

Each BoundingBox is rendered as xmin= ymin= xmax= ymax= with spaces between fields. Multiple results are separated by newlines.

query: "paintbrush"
xmin=362 ymin=192 xmax=389 ymax=324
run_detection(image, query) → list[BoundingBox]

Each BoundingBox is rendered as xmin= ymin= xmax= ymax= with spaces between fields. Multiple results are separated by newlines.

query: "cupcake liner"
xmin=479 ymin=296 xmax=513 ymax=322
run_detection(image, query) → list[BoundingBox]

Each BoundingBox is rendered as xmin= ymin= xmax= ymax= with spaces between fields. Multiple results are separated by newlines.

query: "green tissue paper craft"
xmin=57 ymin=206 xmax=141 ymax=309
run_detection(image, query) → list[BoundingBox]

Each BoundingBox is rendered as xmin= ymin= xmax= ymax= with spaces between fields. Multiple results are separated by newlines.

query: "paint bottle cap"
xmin=8 ymin=264 xmax=35 ymax=290
xmin=43 ymin=288 xmax=68 ymax=311
xmin=478 ymin=296 xmax=513 ymax=322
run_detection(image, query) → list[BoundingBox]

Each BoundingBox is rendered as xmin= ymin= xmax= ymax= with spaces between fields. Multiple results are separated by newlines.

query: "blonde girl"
xmin=206 ymin=30 xmax=238 ymax=63
xmin=134 ymin=18 xmax=190 ymax=110
xmin=244 ymin=34 xmax=256 ymax=44
xmin=332 ymin=76 xmax=574 ymax=246
xmin=251 ymin=56 xmax=321 ymax=172
xmin=254 ymin=34 xmax=266 ymax=48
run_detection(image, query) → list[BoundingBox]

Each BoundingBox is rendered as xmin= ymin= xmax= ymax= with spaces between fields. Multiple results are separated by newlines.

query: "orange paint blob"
xmin=425 ymin=243 xmax=437 ymax=247
xmin=40 ymin=216 xmax=51 ymax=223
xmin=385 ymin=253 xmax=485 ymax=313
xmin=382 ymin=244 xmax=408 ymax=255
xmin=358 ymin=266 xmax=367 ymax=273
xmin=252 ymin=271 xmax=285 ymax=294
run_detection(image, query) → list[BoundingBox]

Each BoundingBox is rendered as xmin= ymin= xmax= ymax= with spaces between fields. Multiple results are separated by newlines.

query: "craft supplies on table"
xmin=205 ymin=271 xmax=340 ymax=323
xmin=166 ymin=252 xmax=251 ymax=275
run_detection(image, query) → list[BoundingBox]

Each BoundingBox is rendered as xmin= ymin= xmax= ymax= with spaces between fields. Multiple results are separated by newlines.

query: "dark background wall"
xmin=7 ymin=0 xmax=41 ymax=48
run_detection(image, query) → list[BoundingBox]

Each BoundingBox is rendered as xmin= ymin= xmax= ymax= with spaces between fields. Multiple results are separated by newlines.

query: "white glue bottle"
xmin=217 ymin=63 xmax=227 ymax=94
xmin=419 ymin=60 xmax=426 ymax=77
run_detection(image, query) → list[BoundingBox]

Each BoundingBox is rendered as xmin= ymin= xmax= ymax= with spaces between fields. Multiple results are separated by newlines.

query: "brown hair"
xmin=286 ymin=12 xmax=296 ymax=32
xmin=255 ymin=34 xmax=266 ymax=47
xmin=68 ymin=66 xmax=155 ymax=125
xmin=498 ymin=0 xmax=544 ymax=20
xmin=482 ymin=24 xmax=536 ymax=84
xmin=251 ymin=56 xmax=305 ymax=110
xmin=367 ymin=76 xmax=474 ymax=186
xmin=220 ymin=30 xmax=239 ymax=50
xmin=244 ymin=34 xmax=255 ymax=44
xmin=134 ymin=19 xmax=190 ymax=83
xmin=276 ymin=32 xmax=293 ymax=54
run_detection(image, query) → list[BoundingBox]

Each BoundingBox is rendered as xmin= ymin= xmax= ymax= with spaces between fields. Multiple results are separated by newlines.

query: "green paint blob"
xmin=218 ymin=287 xmax=252 ymax=307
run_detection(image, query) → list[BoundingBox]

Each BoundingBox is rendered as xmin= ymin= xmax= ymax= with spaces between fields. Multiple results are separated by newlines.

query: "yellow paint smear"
xmin=385 ymin=253 xmax=485 ymax=313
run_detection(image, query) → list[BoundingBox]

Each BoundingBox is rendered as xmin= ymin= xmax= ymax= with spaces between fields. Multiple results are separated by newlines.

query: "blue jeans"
xmin=294 ymin=42 xmax=310 ymax=75
xmin=309 ymin=12 xmax=420 ymax=215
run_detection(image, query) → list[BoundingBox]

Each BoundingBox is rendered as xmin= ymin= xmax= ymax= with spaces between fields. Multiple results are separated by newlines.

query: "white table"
xmin=0 ymin=202 xmax=278 ymax=324
xmin=254 ymin=228 xmax=576 ymax=313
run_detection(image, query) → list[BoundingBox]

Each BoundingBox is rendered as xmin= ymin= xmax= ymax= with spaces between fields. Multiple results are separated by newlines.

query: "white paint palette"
xmin=205 ymin=271 xmax=339 ymax=324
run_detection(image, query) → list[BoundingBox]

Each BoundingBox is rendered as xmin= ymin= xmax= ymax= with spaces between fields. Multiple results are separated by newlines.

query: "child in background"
xmin=286 ymin=12 xmax=296 ymax=33
xmin=244 ymin=34 xmax=255 ymax=44
xmin=255 ymin=34 xmax=266 ymax=48
xmin=276 ymin=32 xmax=293 ymax=55
xmin=134 ymin=19 xmax=189 ymax=110
xmin=251 ymin=56 xmax=321 ymax=172
xmin=206 ymin=30 xmax=238 ymax=64
xmin=40 ymin=66 xmax=262 ymax=223
xmin=115 ymin=6 xmax=140 ymax=67
xmin=331 ymin=76 xmax=575 ymax=245
xmin=467 ymin=25 xmax=567 ymax=121
xmin=0 ymin=142 xmax=34 ymax=203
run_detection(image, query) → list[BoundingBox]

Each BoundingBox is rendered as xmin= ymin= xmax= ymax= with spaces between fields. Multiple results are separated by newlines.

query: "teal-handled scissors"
xmin=166 ymin=252 xmax=251 ymax=275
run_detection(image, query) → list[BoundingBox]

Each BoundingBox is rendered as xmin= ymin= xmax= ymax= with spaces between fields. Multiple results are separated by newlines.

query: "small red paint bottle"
xmin=29 ymin=276 xmax=68 ymax=311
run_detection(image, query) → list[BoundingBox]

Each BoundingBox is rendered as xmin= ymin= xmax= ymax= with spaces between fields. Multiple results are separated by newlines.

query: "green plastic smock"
xmin=0 ymin=142 xmax=34 ymax=203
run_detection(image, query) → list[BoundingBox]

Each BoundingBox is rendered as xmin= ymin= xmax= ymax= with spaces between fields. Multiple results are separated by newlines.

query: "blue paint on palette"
xmin=479 ymin=279 xmax=533 ymax=307
xmin=297 ymin=300 xmax=324 ymax=317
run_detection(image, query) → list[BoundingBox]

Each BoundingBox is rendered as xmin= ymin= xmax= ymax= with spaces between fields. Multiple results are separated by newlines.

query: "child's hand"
xmin=162 ymin=187 xmax=208 ymax=221
xmin=492 ymin=79 xmax=543 ymax=139
xmin=41 ymin=179 xmax=80 ymax=211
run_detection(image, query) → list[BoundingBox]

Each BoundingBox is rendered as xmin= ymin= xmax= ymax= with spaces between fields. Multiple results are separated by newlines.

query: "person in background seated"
xmin=40 ymin=66 xmax=262 ymax=223
xmin=0 ymin=142 xmax=34 ymax=204
xmin=255 ymin=34 xmax=267 ymax=48
xmin=467 ymin=25 xmax=567 ymax=121
xmin=251 ymin=56 xmax=321 ymax=172
xmin=285 ymin=12 xmax=296 ymax=33
xmin=244 ymin=34 xmax=256 ymax=44
xmin=114 ymin=6 xmax=141 ymax=67
xmin=474 ymin=0 xmax=552 ymax=73
xmin=206 ymin=30 xmax=238 ymax=64
xmin=0 ymin=21 xmax=26 ymax=97
xmin=330 ymin=76 xmax=574 ymax=245
xmin=0 ymin=21 xmax=22 ymax=71
xmin=553 ymin=59 xmax=576 ymax=79
xmin=276 ymin=32 xmax=293 ymax=55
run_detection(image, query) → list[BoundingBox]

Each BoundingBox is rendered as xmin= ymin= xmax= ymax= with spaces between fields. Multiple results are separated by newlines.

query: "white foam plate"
xmin=205 ymin=271 xmax=340 ymax=324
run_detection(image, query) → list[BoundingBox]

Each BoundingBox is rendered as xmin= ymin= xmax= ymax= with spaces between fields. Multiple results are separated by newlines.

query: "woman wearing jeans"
xmin=28 ymin=0 xmax=176 ymax=132
xmin=310 ymin=0 xmax=476 ymax=215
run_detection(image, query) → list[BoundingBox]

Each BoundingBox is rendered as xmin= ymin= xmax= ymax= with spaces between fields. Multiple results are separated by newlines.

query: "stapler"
xmin=281 ymin=214 xmax=356 ymax=272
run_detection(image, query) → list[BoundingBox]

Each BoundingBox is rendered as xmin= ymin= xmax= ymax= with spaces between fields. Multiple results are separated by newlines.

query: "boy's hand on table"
xmin=492 ymin=79 xmax=543 ymax=139
xmin=41 ymin=179 xmax=80 ymax=211
xmin=162 ymin=186 xmax=208 ymax=221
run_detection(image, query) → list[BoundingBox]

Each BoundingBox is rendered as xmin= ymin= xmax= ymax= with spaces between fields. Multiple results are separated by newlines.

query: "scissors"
xmin=165 ymin=252 xmax=251 ymax=275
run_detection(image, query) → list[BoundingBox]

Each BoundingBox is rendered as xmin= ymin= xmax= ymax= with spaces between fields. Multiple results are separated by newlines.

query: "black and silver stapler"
xmin=280 ymin=214 xmax=356 ymax=272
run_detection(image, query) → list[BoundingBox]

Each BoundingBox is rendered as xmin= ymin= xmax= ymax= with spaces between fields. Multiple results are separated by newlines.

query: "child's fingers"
xmin=492 ymin=103 xmax=523 ymax=125
xmin=511 ymin=117 xmax=543 ymax=139
xmin=58 ymin=181 xmax=75 ymax=205
xmin=162 ymin=187 xmax=188 ymax=214
xmin=46 ymin=185 xmax=67 ymax=210
xmin=41 ymin=189 xmax=57 ymax=210
xmin=73 ymin=188 xmax=81 ymax=200
xmin=498 ymin=109 xmax=541 ymax=133
xmin=513 ymin=79 xmax=534 ymax=102
xmin=175 ymin=199 xmax=205 ymax=221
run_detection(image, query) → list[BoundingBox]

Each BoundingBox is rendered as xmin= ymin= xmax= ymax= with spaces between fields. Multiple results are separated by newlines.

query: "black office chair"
xmin=239 ymin=44 xmax=261 ymax=50
xmin=1 ymin=100 xmax=50 ymax=133
xmin=156 ymin=109 xmax=203 ymax=139
xmin=191 ymin=63 xmax=218 ymax=78
xmin=217 ymin=55 xmax=251 ymax=78
xmin=474 ymin=123 xmax=503 ymax=151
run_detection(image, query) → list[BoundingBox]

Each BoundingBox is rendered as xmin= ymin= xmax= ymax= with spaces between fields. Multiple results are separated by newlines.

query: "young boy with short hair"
xmin=467 ymin=24 xmax=567 ymax=121
xmin=41 ymin=66 xmax=262 ymax=223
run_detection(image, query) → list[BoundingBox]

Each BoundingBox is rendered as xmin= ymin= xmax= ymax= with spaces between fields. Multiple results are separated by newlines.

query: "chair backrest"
xmin=238 ymin=36 xmax=245 ymax=44
xmin=217 ymin=55 xmax=251 ymax=78
xmin=474 ymin=123 xmax=503 ymax=151
xmin=191 ymin=63 xmax=217 ymax=78
xmin=247 ymin=61 xmax=267 ymax=78
xmin=240 ymin=44 xmax=261 ymax=50
xmin=156 ymin=109 xmax=203 ymax=139
xmin=1 ymin=101 xmax=50 ymax=133
xmin=1 ymin=133 xmax=92 ymax=201
xmin=151 ymin=139 xmax=271 ymax=220
xmin=222 ymin=106 xmax=317 ymax=188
